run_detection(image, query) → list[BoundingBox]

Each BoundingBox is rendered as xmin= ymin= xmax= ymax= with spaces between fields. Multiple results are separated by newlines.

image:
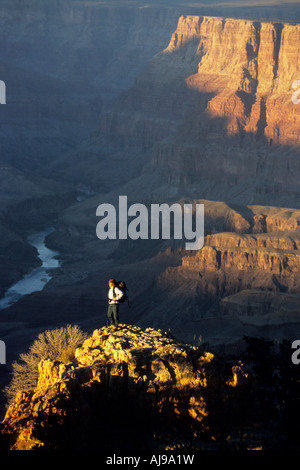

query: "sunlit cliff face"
xmin=164 ymin=16 xmax=300 ymax=144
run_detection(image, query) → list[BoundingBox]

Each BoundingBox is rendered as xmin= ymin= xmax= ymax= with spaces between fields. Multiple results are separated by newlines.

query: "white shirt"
xmin=108 ymin=286 xmax=123 ymax=304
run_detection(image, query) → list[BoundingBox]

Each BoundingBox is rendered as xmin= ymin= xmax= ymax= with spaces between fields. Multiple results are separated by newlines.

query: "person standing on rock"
xmin=107 ymin=278 xmax=124 ymax=327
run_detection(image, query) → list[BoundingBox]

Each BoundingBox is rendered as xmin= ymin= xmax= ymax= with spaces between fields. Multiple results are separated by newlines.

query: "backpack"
xmin=115 ymin=281 xmax=129 ymax=305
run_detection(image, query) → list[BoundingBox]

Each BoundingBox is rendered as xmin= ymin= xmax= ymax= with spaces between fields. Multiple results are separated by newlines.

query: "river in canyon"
xmin=0 ymin=228 xmax=60 ymax=310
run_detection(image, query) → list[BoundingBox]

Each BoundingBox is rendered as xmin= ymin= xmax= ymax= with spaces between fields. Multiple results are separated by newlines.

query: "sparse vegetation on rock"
xmin=4 ymin=325 xmax=88 ymax=405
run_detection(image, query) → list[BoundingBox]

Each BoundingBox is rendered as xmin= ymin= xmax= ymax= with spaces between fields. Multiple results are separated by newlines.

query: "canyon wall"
xmin=155 ymin=16 xmax=300 ymax=200
xmin=176 ymin=16 xmax=300 ymax=145
xmin=70 ymin=14 xmax=300 ymax=206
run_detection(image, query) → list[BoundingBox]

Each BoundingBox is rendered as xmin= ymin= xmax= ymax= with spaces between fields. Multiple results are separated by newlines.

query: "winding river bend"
xmin=0 ymin=228 xmax=60 ymax=310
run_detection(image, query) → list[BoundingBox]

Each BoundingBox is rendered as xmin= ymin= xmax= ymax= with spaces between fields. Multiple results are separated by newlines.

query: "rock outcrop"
xmin=3 ymin=325 xmax=299 ymax=451
xmin=1 ymin=324 xmax=249 ymax=450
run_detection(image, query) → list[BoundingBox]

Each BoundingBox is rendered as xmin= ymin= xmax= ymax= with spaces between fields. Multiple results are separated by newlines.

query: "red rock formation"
xmin=174 ymin=16 xmax=300 ymax=145
xmin=98 ymin=15 xmax=300 ymax=203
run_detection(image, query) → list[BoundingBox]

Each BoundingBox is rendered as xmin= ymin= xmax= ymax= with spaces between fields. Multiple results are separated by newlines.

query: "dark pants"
xmin=107 ymin=303 xmax=119 ymax=326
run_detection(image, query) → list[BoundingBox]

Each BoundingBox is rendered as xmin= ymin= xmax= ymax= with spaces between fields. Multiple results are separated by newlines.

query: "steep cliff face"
xmin=180 ymin=232 xmax=300 ymax=292
xmin=75 ymin=14 xmax=300 ymax=205
xmin=1 ymin=325 xmax=250 ymax=450
xmin=153 ymin=16 xmax=300 ymax=200
xmin=155 ymin=236 xmax=300 ymax=321
xmin=179 ymin=16 xmax=300 ymax=145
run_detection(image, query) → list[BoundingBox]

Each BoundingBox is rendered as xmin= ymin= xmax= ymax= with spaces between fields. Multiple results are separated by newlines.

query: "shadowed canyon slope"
xmin=0 ymin=1 xmax=182 ymax=170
